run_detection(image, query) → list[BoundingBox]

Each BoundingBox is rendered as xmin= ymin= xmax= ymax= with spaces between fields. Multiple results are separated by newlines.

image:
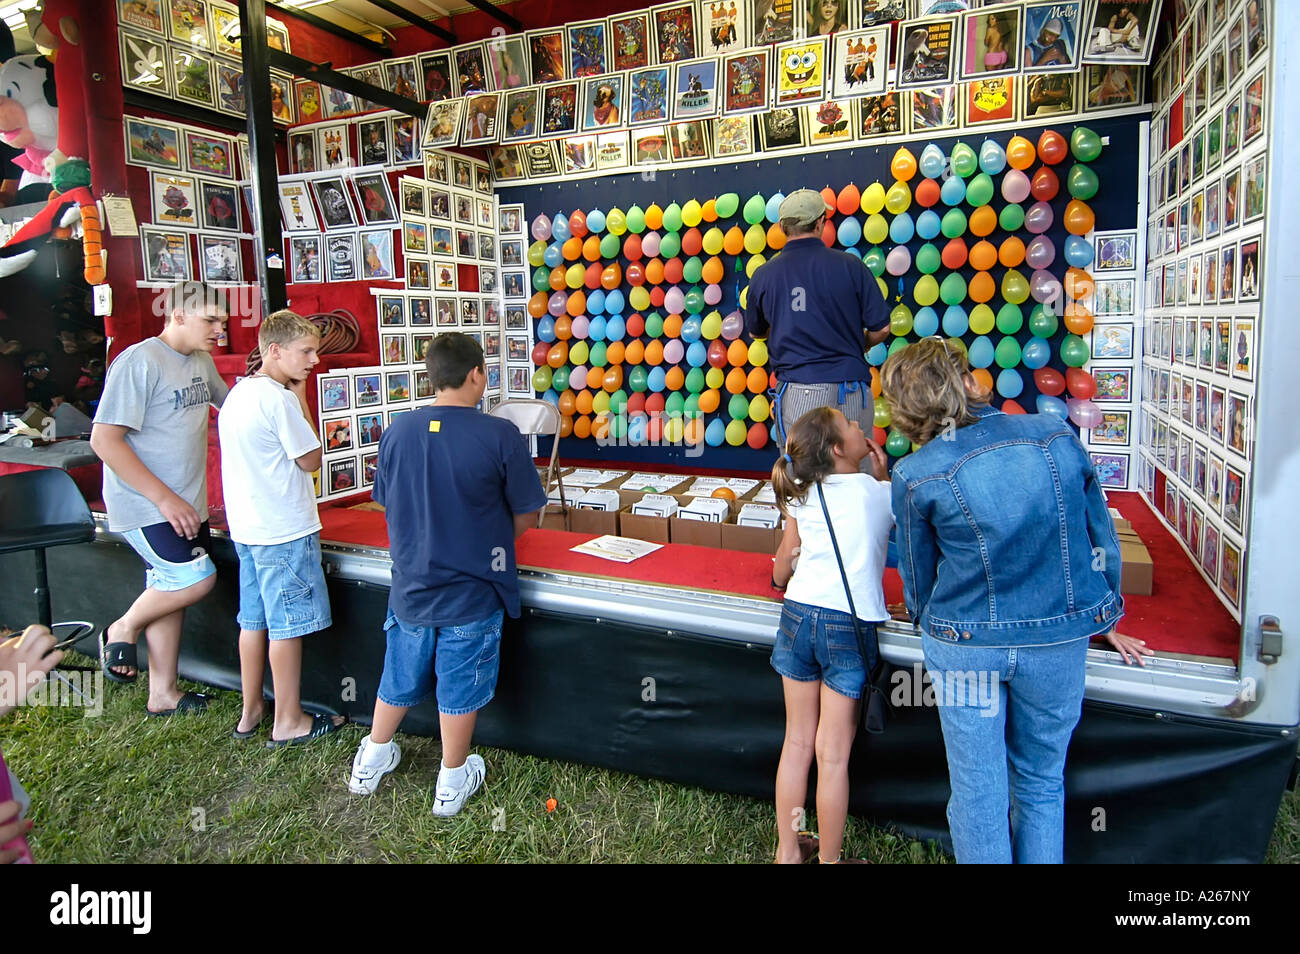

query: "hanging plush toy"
xmin=0 ymin=54 xmax=57 ymax=197
xmin=0 ymin=0 xmax=103 ymax=285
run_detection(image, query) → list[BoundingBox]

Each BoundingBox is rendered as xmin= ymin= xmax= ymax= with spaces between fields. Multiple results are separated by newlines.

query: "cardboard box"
xmin=720 ymin=520 xmax=782 ymax=555
xmin=569 ymin=506 xmax=619 ymax=536
xmin=1117 ymin=530 xmax=1153 ymax=595
xmin=538 ymin=504 xmax=569 ymax=531
xmin=619 ymin=507 xmax=672 ymax=543
xmin=670 ymin=515 xmax=723 ymax=548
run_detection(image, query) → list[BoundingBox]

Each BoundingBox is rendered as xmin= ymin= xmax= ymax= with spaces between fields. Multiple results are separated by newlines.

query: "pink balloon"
xmin=1067 ymin=398 xmax=1103 ymax=429
xmin=1030 ymin=269 xmax=1062 ymax=305
xmin=531 ymin=214 xmax=553 ymax=241
xmin=1024 ymin=235 xmax=1056 ymax=270
xmin=1025 ymin=201 xmax=1054 ymax=234
xmin=1001 ymin=168 xmax=1031 ymax=204
xmin=570 ymin=315 xmax=590 ymax=339
xmin=885 ymin=245 xmax=912 ymax=276
xmin=548 ymin=291 xmax=567 ymax=316
xmin=664 ymin=286 xmax=685 ymax=314
xmin=641 ymin=231 xmax=662 ymax=258
xmin=720 ymin=310 xmax=744 ymax=340
xmin=704 ymin=283 xmax=722 ymax=305
xmin=663 ymin=339 xmax=685 ymax=364
xmin=569 ymin=365 xmax=588 ymax=390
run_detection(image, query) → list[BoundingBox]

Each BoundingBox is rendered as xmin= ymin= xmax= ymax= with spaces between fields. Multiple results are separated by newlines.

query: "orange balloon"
xmin=549 ymin=266 xmax=567 ymax=290
xmin=723 ymin=225 xmax=746 ymax=255
xmin=1065 ymin=267 xmax=1095 ymax=301
xmin=820 ymin=186 xmax=837 ymax=210
xmin=601 ymin=263 xmax=622 ymax=289
xmin=558 ymin=415 xmax=574 ymax=438
xmin=836 ymin=183 xmax=861 ymax=216
xmin=891 ymin=147 xmax=918 ymax=181
xmin=603 ymin=365 xmax=623 ymax=392
xmin=606 ymin=341 xmax=625 ymax=364
xmin=663 ymin=313 xmax=683 ymax=337
xmin=681 ymin=227 xmax=703 ymax=256
xmin=644 ymin=258 xmax=665 ymax=284
xmin=969 ymin=239 xmax=998 ymax=271
xmin=644 ymin=339 xmax=665 ymax=365
xmin=969 ymin=205 xmax=997 ymax=237
xmin=701 ymin=198 xmax=717 ymax=222
xmin=557 ymin=389 xmax=576 ymax=416
xmin=727 ymin=339 xmax=749 ymax=366
xmin=941 ymin=238 xmax=968 ymax=270
xmin=582 ymin=234 xmax=602 ymax=261
xmin=547 ymin=341 xmax=568 ymax=367
xmin=767 ymin=222 xmax=787 ymax=250
xmin=1006 ymin=134 xmax=1035 ymax=170
xmin=663 ymin=257 xmax=684 ymax=284
xmin=970 ymin=368 xmax=994 ymax=393
xmin=566 ymin=291 xmax=586 ymax=317
xmin=725 ymin=366 xmax=748 ymax=394
xmin=915 ymin=178 xmax=941 ymax=208
xmin=644 ymin=203 xmax=664 ymax=230
xmin=746 ymin=366 xmax=769 ymax=394
xmin=563 ymin=236 xmax=582 ymax=260
xmin=968 ymin=271 xmax=995 ymax=304
xmin=529 ymin=292 xmax=548 ymax=318
xmin=998 ymin=236 xmax=1025 ymax=268
xmin=664 ymin=366 xmax=685 ymax=391
xmin=697 ymin=388 xmax=721 ymax=413
xmin=553 ymin=315 xmax=572 ymax=340
xmin=1063 ymin=306 xmax=1094 ymax=335
xmin=592 ymin=412 xmax=611 ymax=440
xmin=1063 ymin=198 xmax=1095 ymax=236
xmin=870 ymin=367 xmax=882 ymax=397
xmin=575 ymin=389 xmax=594 ymax=415
xmin=573 ymin=414 xmax=592 ymax=439
xmin=625 ymin=339 xmax=645 ymax=364
xmin=701 ymin=256 xmax=724 ymax=284
xmin=684 ymin=416 xmax=705 ymax=445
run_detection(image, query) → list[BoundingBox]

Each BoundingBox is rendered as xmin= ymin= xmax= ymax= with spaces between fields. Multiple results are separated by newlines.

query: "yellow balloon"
xmin=739 ymin=285 xmax=748 ymax=309
xmin=913 ymin=274 xmax=939 ymax=306
xmin=592 ymin=390 xmax=610 ymax=414
xmin=749 ymin=394 xmax=771 ymax=422
xmin=607 ymin=207 xmax=627 ymax=235
xmin=744 ymin=223 xmax=767 ymax=254
xmin=565 ymin=263 xmax=585 ymax=288
xmin=969 ymin=303 xmax=995 ymax=335
xmin=701 ymin=311 xmax=722 ymax=339
xmin=745 ymin=253 xmax=766 ymax=277
xmin=705 ymin=366 xmax=725 ymax=389
xmin=864 ymin=213 xmax=889 ymax=245
xmin=876 ymin=276 xmax=888 ymax=300
xmin=725 ymin=419 xmax=747 ymax=446
xmin=681 ymin=199 xmax=702 ymax=227
xmin=861 ymin=181 xmax=887 ymax=215
xmin=748 ymin=338 xmax=769 ymax=367
xmin=885 ymin=180 xmax=912 ymax=215
xmin=702 ymin=226 xmax=725 ymax=255
xmin=663 ymin=416 xmax=685 ymax=443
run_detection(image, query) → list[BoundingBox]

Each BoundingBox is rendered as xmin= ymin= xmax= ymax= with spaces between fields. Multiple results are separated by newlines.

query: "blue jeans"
xmin=771 ymin=599 xmax=878 ymax=699
xmin=922 ymin=632 xmax=1089 ymax=863
xmin=377 ymin=609 xmax=504 ymax=715
xmin=233 ymin=533 xmax=332 ymax=639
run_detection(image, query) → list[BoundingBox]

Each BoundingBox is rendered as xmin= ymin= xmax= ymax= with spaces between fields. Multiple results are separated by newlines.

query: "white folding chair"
xmin=490 ymin=398 xmax=567 ymax=528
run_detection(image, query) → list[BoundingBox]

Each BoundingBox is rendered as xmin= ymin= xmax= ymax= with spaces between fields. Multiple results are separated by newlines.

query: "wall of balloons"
xmin=501 ymin=114 xmax=1143 ymax=470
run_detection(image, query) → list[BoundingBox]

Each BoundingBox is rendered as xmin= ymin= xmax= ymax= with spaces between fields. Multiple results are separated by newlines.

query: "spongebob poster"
xmin=774 ymin=37 xmax=829 ymax=106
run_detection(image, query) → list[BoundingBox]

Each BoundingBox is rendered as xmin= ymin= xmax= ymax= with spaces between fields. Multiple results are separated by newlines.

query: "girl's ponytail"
xmin=771 ymin=406 xmax=841 ymax=517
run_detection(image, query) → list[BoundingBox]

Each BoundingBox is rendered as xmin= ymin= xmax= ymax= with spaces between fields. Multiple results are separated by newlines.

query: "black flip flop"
xmin=146 ymin=691 xmax=211 ymax=718
xmin=232 ymin=711 xmax=269 ymax=740
xmin=99 ymin=631 xmax=139 ymax=684
xmin=266 ymin=712 xmax=346 ymax=749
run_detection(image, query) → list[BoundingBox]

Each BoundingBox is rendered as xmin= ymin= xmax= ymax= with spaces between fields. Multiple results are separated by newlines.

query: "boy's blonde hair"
xmin=258 ymin=309 xmax=320 ymax=353
xmin=880 ymin=337 xmax=986 ymax=446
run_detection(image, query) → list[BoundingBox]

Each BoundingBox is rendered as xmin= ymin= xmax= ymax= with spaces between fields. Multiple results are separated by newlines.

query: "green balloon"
xmin=1002 ymin=268 xmax=1030 ymax=305
xmin=728 ymin=393 xmax=750 ymax=419
xmin=684 ymin=393 xmax=700 ymax=415
xmin=940 ymin=272 xmax=967 ymax=305
xmin=886 ymin=429 xmax=911 ymax=457
xmin=660 ymin=231 xmax=681 ymax=258
xmin=645 ymin=312 xmax=664 ymax=337
xmin=683 ymin=256 xmax=703 ymax=283
xmin=589 ymin=341 xmax=608 ymax=367
xmin=684 ymin=288 xmax=705 ymax=314
xmin=627 ymin=204 xmax=646 ymax=233
xmin=552 ymin=366 xmax=571 ymax=391
xmin=863 ymin=246 xmax=887 ymax=276
xmin=743 ymin=193 xmax=766 ymax=225
xmin=941 ymin=208 xmax=968 ymax=239
xmin=1027 ymin=303 xmax=1059 ymax=338
xmin=1070 ymin=127 xmax=1103 ymax=163
xmin=996 ymin=303 xmax=1024 ymax=334
xmin=716 ymin=193 xmax=740 ymax=218
xmin=629 ymin=366 xmax=649 ymax=392
xmin=685 ymin=367 xmax=706 ymax=394
xmin=528 ymin=241 xmax=547 ymax=266
xmin=665 ymin=392 xmax=685 ymax=415
xmin=887 ymin=336 xmax=909 ymax=357
xmin=999 ymin=203 xmax=1025 ymax=232
xmin=663 ymin=201 xmax=683 ymax=232
xmin=966 ymin=172 xmax=994 ymax=207
xmin=532 ymin=366 xmax=552 ymax=391
xmin=533 ymin=266 xmax=551 ymax=291
xmin=600 ymin=232 xmax=621 ymax=258
xmin=610 ymin=412 xmax=628 ymax=439
xmin=994 ymin=336 xmax=1022 ymax=369
xmin=1067 ymin=163 xmax=1099 ymax=200
xmin=610 ymin=389 xmax=629 ymax=416
xmin=950 ymin=142 xmax=978 ymax=178
xmin=916 ymin=243 xmax=941 ymax=275
xmin=1060 ymin=333 xmax=1091 ymax=367
xmin=890 ymin=304 xmax=914 ymax=336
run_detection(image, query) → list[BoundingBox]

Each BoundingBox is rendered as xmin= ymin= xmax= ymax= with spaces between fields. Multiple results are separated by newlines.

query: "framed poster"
xmin=540 ymin=82 xmax=580 ymax=136
xmin=419 ymin=51 xmax=455 ymax=102
xmin=140 ymin=226 xmax=192 ymax=282
xmin=183 ymin=130 xmax=234 ymax=179
xmin=406 ymin=257 xmax=431 ymax=290
xmin=200 ymin=180 xmax=240 ymax=232
xmin=1084 ymin=63 xmax=1143 ymax=110
xmin=1232 ymin=317 xmax=1255 ymax=380
xmin=319 ymin=374 xmax=351 ymax=414
xmin=911 ymin=86 xmax=958 ymax=131
xmin=423 ymin=100 xmax=465 ymax=150
xmin=278 ymin=180 xmax=318 ymax=233
xmin=1242 ymin=154 xmax=1265 ymax=223
xmin=713 ymin=115 xmax=756 ymax=158
xmin=491 ymin=146 xmax=526 ymax=183
xmin=897 ymin=16 xmax=958 ymax=89
xmin=167 ymin=0 xmax=211 ymax=48
xmin=392 ymin=115 xmax=419 ymax=164
xmin=1022 ymin=72 xmax=1078 ymax=119
xmin=651 ymin=3 xmax=699 ymax=63
xmin=172 ymin=49 xmax=215 ymax=107
xmin=435 ymin=297 xmax=457 ymax=327
xmin=1091 ymin=411 xmax=1131 ymax=446
xmin=859 ymin=1 xmax=906 ymax=28
xmin=1223 ymin=467 xmax=1245 ymax=535
xmin=1093 ymin=324 xmax=1134 ymax=360
xmin=961 ymin=5 xmax=1021 ymax=79
xmin=288 ymin=235 xmax=321 ymax=283
xmin=805 ymin=0 xmax=850 ymax=37
xmin=351 ymin=172 xmax=397 ymax=226
xmin=381 ymin=333 xmax=408 ymax=367
xmin=311 ymin=178 xmax=357 ymax=231
xmin=581 ymin=75 xmax=626 ymax=131
xmin=757 ymin=106 xmax=805 ymax=151
xmin=1082 ymin=0 xmax=1159 ymax=65
xmin=357 ymin=412 xmax=385 ymax=449
xmin=804 ymin=100 xmax=853 ymax=146
xmin=721 ymin=51 xmax=769 ymax=115
xmin=702 ymin=1 xmax=747 ymax=54
xmin=354 ymin=373 xmax=382 ymax=410
xmin=754 ymin=0 xmax=796 ymax=44
xmin=527 ymin=29 xmax=566 ymax=84
xmin=294 ymin=79 xmax=323 ymax=124
xmin=1023 ymin=1 xmax=1083 ymax=74
xmin=522 ymin=141 xmax=562 ymax=178
xmin=434 ymin=259 xmax=458 ymax=291
xmin=120 ymin=0 xmax=166 ymax=36
xmin=831 ymin=28 xmax=889 ymax=98
xmin=403 ymin=221 xmax=428 ymax=255
xmin=214 ymin=62 xmax=245 ymax=115
xmin=455 ymin=42 xmax=490 ymax=95
xmin=357 ymin=118 xmax=389 ymax=167
xmin=1093 ymin=367 xmax=1133 ymax=402
xmin=378 ymin=296 xmax=405 ymax=328
xmin=567 ymin=19 xmax=609 ymax=78
xmin=463 ymin=93 xmax=502 ymax=145
xmin=1237 ymin=236 xmax=1260 ymax=302
xmin=671 ymin=59 xmax=720 ymax=120
xmin=265 ymin=17 xmax=290 ymax=54
xmin=964 ymin=76 xmax=1016 ymax=125
xmin=609 ymin=12 xmax=653 ymax=72
xmin=324 ymin=417 xmax=353 ymax=454
xmin=668 ymin=120 xmax=711 ymax=162
xmin=775 ymin=37 xmax=829 ymax=106
xmin=502 ymin=87 xmax=541 ymax=142
xmin=857 ymin=92 xmax=904 ymax=136
xmin=359 ymin=228 xmax=395 ymax=280
xmin=596 ymin=131 xmax=631 ymax=170
xmin=151 ymin=171 xmax=199 ymax=228
xmin=631 ymin=126 xmax=671 ymax=168
xmin=628 ymin=67 xmax=671 ymax=125
xmin=1090 ymin=452 xmax=1130 ymax=489
xmin=125 ymin=118 xmax=181 ymax=170
xmin=325 ymin=233 xmax=359 ymax=283
xmin=430 ymin=226 xmax=453 ymax=255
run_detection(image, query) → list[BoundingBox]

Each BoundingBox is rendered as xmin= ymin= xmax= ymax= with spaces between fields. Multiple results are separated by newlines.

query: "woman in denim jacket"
xmin=882 ymin=338 xmax=1151 ymax=863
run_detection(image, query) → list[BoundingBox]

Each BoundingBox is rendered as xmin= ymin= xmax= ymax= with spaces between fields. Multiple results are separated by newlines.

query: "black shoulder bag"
xmin=815 ymin=482 xmax=891 ymax=735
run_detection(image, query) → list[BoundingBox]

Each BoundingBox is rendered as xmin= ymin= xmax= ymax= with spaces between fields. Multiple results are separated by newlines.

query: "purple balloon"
xmin=569 ymin=365 xmax=588 ymax=390
xmin=1025 ymin=200 xmax=1054 ymax=235
xmin=531 ymin=213 xmax=553 ymax=241
xmin=885 ymin=245 xmax=912 ymax=276
xmin=1001 ymin=168 xmax=1031 ymax=203
xmin=704 ymin=283 xmax=722 ymax=305
xmin=1067 ymin=397 xmax=1103 ymax=429
xmin=720 ymin=310 xmax=744 ymax=340
xmin=641 ymin=230 xmax=662 ymax=258
xmin=664 ymin=286 xmax=685 ymax=315
xmin=548 ymin=291 xmax=567 ymax=316
xmin=663 ymin=338 xmax=685 ymax=364
xmin=570 ymin=315 xmax=590 ymax=339
xmin=1024 ymin=235 xmax=1056 ymax=270
xmin=1030 ymin=269 xmax=1062 ymax=305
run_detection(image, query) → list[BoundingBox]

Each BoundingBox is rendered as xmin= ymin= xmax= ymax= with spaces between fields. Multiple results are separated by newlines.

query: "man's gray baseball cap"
xmin=778 ymin=188 xmax=828 ymax=226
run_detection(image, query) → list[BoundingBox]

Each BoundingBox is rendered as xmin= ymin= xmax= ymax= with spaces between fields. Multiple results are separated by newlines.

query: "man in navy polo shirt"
xmin=744 ymin=188 xmax=892 ymax=448
xmin=348 ymin=332 xmax=546 ymax=816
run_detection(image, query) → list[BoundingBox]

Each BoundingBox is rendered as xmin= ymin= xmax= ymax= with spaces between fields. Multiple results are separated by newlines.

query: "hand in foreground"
xmin=158 ymin=492 xmax=202 ymax=540
xmin=0 ymin=625 xmax=64 ymax=718
xmin=1103 ymin=629 xmax=1154 ymax=666
xmin=865 ymin=439 xmax=889 ymax=482
xmin=0 ymin=800 xmax=32 ymax=864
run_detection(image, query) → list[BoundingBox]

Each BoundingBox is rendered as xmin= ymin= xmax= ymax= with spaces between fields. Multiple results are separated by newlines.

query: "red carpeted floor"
xmin=314 ymin=489 xmax=1238 ymax=661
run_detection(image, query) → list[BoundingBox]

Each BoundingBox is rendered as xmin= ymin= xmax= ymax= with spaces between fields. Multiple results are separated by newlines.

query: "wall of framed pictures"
xmin=1137 ymin=0 xmax=1268 ymax=619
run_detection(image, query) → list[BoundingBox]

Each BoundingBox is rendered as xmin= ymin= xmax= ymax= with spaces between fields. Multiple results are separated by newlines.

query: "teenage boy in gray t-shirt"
xmin=90 ymin=283 xmax=229 ymax=717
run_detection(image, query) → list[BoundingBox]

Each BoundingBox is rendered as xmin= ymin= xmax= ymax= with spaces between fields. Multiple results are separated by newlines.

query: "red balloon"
xmin=769 ymin=371 xmax=778 ymax=391
xmin=1030 ymin=166 xmax=1060 ymax=201
xmin=1001 ymin=399 xmax=1027 ymax=415
xmin=1037 ymin=129 xmax=1068 ymax=165
xmin=626 ymin=262 xmax=645 ymax=285
xmin=663 ymin=257 xmax=684 ymax=284
xmin=915 ymin=178 xmax=941 ymax=208
xmin=681 ymin=227 xmax=703 ymax=256
xmin=1066 ymin=368 xmax=1098 ymax=400
xmin=569 ymin=209 xmax=588 ymax=238
xmin=707 ymin=339 xmax=729 ymax=368
xmin=626 ymin=393 xmax=646 ymax=416
xmin=584 ymin=262 xmax=603 ymax=289
xmin=644 ymin=393 xmax=666 ymax=416
xmin=646 ymin=413 xmax=664 ymax=443
xmin=1034 ymin=367 xmax=1066 ymax=396
xmin=649 ymin=286 xmax=666 ymax=308
xmin=625 ymin=313 xmax=645 ymax=337
xmin=623 ymin=233 xmax=643 ymax=261
xmin=821 ymin=218 xmax=837 ymax=247
xmin=746 ymin=422 xmax=769 ymax=449
xmin=532 ymin=341 xmax=551 ymax=366
xmin=873 ymin=426 xmax=888 ymax=445
xmin=941 ymin=238 xmax=968 ymax=270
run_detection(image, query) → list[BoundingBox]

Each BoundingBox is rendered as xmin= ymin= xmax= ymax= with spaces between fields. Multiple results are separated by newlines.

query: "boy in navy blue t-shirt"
xmin=348 ymin=333 xmax=546 ymax=815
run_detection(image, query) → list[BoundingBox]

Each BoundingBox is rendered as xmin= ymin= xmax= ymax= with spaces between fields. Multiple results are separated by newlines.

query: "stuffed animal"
xmin=0 ymin=54 xmax=57 ymax=192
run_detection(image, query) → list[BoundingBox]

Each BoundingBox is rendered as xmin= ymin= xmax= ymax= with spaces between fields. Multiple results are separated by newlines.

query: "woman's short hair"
xmin=881 ymin=337 xmax=987 ymax=445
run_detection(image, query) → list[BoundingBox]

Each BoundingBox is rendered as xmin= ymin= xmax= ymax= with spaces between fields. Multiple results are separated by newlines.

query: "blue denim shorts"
xmin=771 ymin=599 xmax=879 ymax=699
xmin=233 ymin=533 xmax=332 ymax=639
xmin=377 ymin=609 xmax=505 ymax=715
xmin=122 ymin=521 xmax=217 ymax=592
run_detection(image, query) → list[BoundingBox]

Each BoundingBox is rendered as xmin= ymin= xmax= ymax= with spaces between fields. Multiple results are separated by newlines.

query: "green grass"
xmin=5 ymin=657 xmax=1296 ymax=863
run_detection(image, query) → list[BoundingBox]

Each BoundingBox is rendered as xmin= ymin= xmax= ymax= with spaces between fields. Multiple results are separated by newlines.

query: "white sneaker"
xmin=431 ymin=754 xmax=485 ymax=817
xmin=348 ymin=735 xmax=401 ymax=795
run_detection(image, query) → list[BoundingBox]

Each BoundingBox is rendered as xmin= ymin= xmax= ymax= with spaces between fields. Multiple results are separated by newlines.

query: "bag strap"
xmin=815 ymin=482 xmax=878 ymax=678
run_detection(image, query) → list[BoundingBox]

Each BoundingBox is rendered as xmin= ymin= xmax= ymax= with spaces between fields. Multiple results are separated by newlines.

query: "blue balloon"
xmin=586 ymin=208 xmax=606 ymax=233
xmin=978 ymin=139 xmax=1007 ymax=175
xmin=544 ymin=242 xmax=564 ymax=267
xmin=686 ymin=340 xmax=708 ymax=367
xmin=765 ymin=192 xmax=786 ymax=225
xmin=587 ymin=289 xmax=606 ymax=315
xmin=1036 ymin=393 xmax=1069 ymax=420
xmin=968 ymin=335 xmax=995 ymax=369
xmin=680 ymin=315 xmax=702 ymax=342
xmin=542 ymin=388 xmax=560 ymax=406
xmin=647 ymin=366 xmax=667 ymax=392
xmin=704 ymin=417 xmax=727 ymax=446
xmin=942 ymin=305 xmax=969 ymax=337
xmin=604 ymin=289 xmax=625 ymax=314
xmin=588 ymin=315 xmax=607 ymax=340
xmin=627 ymin=412 xmax=648 ymax=444
xmin=1021 ymin=337 xmax=1051 ymax=369
xmin=919 ymin=143 xmax=947 ymax=179
xmin=916 ymin=209 xmax=942 ymax=240
xmin=941 ymin=175 xmax=967 ymax=207
xmin=889 ymin=212 xmax=915 ymax=244
xmin=867 ymin=342 xmax=889 ymax=366
xmin=996 ymin=368 xmax=1024 ymax=398
xmin=605 ymin=314 xmax=626 ymax=341
xmin=837 ymin=216 xmax=862 ymax=248
xmin=1064 ymin=234 xmax=1095 ymax=268
xmin=537 ymin=315 xmax=557 ymax=342
xmin=551 ymin=212 xmax=570 ymax=241
xmin=913 ymin=306 xmax=939 ymax=337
